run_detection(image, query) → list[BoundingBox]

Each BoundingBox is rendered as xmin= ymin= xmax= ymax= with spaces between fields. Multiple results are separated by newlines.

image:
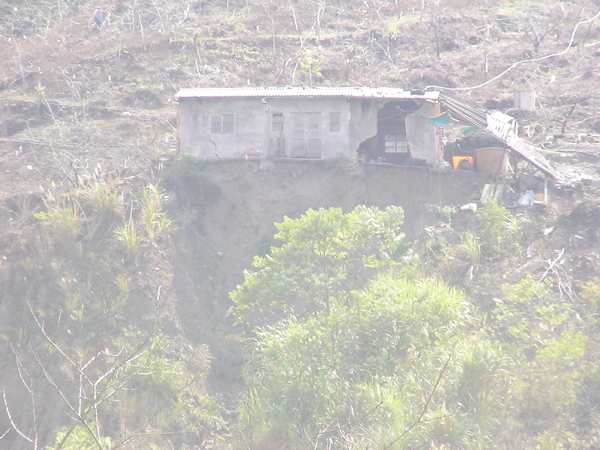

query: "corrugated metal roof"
xmin=175 ymin=87 xmax=440 ymax=100
xmin=439 ymin=93 xmax=559 ymax=179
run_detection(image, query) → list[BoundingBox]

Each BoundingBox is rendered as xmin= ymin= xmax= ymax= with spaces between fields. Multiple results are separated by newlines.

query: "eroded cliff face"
xmin=172 ymin=159 xmax=488 ymax=341
xmin=165 ymin=158 xmax=490 ymax=396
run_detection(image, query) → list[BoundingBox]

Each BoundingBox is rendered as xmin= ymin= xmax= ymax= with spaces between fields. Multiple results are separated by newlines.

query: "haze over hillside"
xmin=0 ymin=0 xmax=600 ymax=448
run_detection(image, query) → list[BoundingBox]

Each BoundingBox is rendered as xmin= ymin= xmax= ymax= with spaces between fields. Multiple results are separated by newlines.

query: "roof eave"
xmin=174 ymin=87 xmax=440 ymax=101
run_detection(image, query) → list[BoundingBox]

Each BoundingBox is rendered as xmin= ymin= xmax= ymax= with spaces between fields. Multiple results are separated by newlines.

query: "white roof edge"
xmin=175 ymin=87 xmax=440 ymax=100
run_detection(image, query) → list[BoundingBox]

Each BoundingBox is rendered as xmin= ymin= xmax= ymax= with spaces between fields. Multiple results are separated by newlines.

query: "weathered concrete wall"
xmin=178 ymin=97 xmax=266 ymax=159
xmin=178 ymin=97 xmax=441 ymax=161
xmin=406 ymin=101 xmax=439 ymax=162
xmin=179 ymin=97 xmax=360 ymax=159
xmin=348 ymin=98 xmax=379 ymax=154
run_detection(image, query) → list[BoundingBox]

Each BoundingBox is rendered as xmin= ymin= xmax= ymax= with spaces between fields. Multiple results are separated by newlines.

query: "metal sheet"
xmin=175 ymin=87 xmax=440 ymax=100
xmin=440 ymin=93 xmax=559 ymax=179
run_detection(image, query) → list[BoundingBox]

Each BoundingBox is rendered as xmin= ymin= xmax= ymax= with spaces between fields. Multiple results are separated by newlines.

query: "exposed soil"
xmin=0 ymin=1 xmax=599 ymax=445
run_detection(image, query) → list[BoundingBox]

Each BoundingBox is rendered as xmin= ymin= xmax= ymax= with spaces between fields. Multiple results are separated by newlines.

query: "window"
xmin=384 ymin=135 xmax=409 ymax=153
xmin=272 ymin=113 xmax=284 ymax=132
xmin=210 ymin=114 xmax=234 ymax=134
xmin=329 ymin=112 xmax=341 ymax=132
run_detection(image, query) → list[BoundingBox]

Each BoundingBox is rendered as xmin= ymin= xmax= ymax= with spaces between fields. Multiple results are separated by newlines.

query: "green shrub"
xmin=476 ymin=199 xmax=521 ymax=257
xmin=82 ymin=180 xmax=123 ymax=218
xmin=35 ymin=201 xmax=82 ymax=249
xmin=164 ymin=154 xmax=220 ymax=209
xmin=579 ymin=277 xmax=600 ymax=316
xmin=113 ymin=220 xmax=143 ymax=255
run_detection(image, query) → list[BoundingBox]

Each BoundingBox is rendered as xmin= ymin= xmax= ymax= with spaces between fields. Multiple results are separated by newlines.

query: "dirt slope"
xmin=0 ymin=1 xmax=599 ymax=443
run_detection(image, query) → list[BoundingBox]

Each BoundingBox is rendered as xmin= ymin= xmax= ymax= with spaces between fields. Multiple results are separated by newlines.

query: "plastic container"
xmin=452 ymin=156 xmax=474 ymax=170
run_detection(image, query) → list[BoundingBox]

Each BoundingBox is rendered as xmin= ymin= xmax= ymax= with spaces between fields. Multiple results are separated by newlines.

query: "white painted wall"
xmin=406 ymin=101 xmax=440 ymax=162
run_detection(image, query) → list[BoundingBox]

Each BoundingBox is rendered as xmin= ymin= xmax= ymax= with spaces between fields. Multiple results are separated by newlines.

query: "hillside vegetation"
xmin=1 ymin=0 xmax=600 ymax=448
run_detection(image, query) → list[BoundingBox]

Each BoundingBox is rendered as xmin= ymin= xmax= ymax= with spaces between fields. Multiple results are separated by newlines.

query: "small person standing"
xmin=93 ymin=8 xmax=105 ymax=29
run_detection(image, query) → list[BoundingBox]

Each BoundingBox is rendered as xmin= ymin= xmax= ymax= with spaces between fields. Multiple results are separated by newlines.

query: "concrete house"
xmin=175 ymin=87 xmax=446 ymax=164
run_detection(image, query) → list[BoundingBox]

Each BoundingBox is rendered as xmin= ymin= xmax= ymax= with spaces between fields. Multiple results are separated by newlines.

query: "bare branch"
xmin=427 ymin=9 xmax=600 ymax=92
xmin=7 ymin=342 xmax=39 ymax=447
xmin=26 ymin=300 xmax=94 ymax=388
xmin=312 ymin=401 xmax=384 ymax=443
xmin=27 ymin=340 xmax=105 ymax=450
xmin=9 ymin=343 xmax=33 ymax=395
xmin=384 ymin=352 xmax=453 ymax=449
xmin=539 ymin=248 xmax=565 ymax=282
xmin=2 ymin=389 xmax=33 ymax=443
xmin=111 ymin=370 xmax=205 ymax=449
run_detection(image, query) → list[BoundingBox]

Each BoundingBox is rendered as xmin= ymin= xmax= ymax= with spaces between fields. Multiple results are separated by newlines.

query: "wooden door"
xmin=291 ymin=112 xmax=321 ymax=158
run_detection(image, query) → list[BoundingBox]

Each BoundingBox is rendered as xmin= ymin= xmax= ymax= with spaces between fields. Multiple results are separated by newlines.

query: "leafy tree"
xmin=238 ymin=274 xmax=503 ymax=448
xmin=231 ymin=206 xmax=509 ymax=448
xmin=230 ymin=205 xmax=405 ymax=328
xmin=493 ymin=277 xmax=588 ymax=439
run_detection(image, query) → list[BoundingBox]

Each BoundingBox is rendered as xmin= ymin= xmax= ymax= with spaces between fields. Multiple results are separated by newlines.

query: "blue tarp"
xmin=413 ymin=110 xmax=451 ymax=126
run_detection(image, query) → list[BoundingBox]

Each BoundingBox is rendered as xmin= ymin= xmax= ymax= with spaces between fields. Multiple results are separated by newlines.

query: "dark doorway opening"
xmin=358 ymin=100 xmax=423 ymax=163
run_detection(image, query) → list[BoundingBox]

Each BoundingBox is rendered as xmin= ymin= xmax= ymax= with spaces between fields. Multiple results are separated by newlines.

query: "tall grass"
xmin=35 ymin=201 xmax=82 ymax=249
xmin=140 ymin=184 xmax=173 ymax=243
xmin=113 ymin=219 xmax=142 ymax=255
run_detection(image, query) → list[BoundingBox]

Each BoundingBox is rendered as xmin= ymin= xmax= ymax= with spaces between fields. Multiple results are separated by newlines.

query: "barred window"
xmin=210 ymin=114 xmax=234 ymax=134
xmin=384 ymin=135 xmax=409 ymax=153
xmin=272 ymin=113 xmax=284 ymax=132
